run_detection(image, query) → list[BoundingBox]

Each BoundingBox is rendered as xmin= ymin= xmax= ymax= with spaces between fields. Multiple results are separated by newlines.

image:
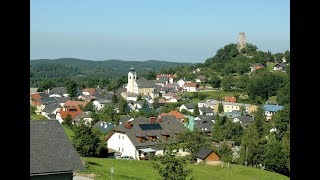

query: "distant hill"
xmin=30 ymin=58 xmax=193 ymax=87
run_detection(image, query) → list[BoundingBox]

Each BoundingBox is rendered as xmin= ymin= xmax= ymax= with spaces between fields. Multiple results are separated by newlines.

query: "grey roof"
xmin=73 ymin=112 xmax=91 ymax=122
xmin=38 ymin=92 xmax=49 ymax=99
xmin=39 ymin=97 xmax=59 ymax=105
xmin=136 ymin=77 xmax=156 ymax=88
xmin=183 ymin=103 xmax=196 ymax=109
xmin=30 ymin=120 xmax=85 ymax=175
xmin=196 ymin=148 xmax=213 ymax=159
xmin=196 ymin=115 xmax=216 ymax=123
xmin=199 ymin=107 xmax=213 ymax=114
xmin=42 ymin=103 xmax=61 ymax=113
xmin=274 ymin=63 xmax=287 ymax=68
xmin=54 ymin=97 xmax=70 ymax=103
xmin=237 ymin=115 xmax=254 ymax=123
xmin=30 ymin=88 xmax=38 ymax=93
xmin=111 ymin=116 xmax=186 ymax=149
xmin=93 ymin=121 xmax=115 ymax=133
xmin=49 ymin=87 xmax=68 ymax=95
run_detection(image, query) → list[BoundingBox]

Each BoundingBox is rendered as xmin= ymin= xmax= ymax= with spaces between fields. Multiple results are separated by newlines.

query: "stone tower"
xmin=237 ymin=32 xmax=246 ymax=51
xmin=127 ymin=66 xmax=136 ymax=94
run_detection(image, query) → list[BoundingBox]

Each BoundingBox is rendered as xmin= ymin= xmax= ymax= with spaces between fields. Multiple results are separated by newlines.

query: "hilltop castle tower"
xmin=127 ymin=66 xmax=137 ymax=94
xmin=237 ymin=32 xmax=246 ymax=51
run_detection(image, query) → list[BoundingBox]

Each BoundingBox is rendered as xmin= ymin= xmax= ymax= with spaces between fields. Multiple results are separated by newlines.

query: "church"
xmin=123 ymin=66 xmax=156 ymax=101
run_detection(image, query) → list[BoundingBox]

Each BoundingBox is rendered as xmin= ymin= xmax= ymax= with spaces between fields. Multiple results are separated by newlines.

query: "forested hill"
xmin=30 ymin=58 xmax=192 ymax=88
xmin=31 ymin=58 xmax=192 ymax=74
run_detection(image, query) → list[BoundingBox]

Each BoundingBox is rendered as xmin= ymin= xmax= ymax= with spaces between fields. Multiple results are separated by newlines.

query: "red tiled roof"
xmin=224 ymin=96 xmax=236 ymax=103
xmin=60 ymin=107 xmax=83 ymax=119
xmin=30 ymin=93 xmax=42 ymax=100
xmin=64 ymin=100 xmax=87 ymax=108
xmin=184 ymin=82 xmax=198 ymax=87
xmin=168 ymin=110 xmax=184 ymax=119
xmin=31 ymin=100 xmax=42 ymax=106
xmin=82 ymin=88 xmax=96 ymax=94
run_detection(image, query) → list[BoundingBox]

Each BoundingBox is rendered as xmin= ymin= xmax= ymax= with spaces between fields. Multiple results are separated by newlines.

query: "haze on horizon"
xmin=31 ymin=0 xmax=290 ymax=63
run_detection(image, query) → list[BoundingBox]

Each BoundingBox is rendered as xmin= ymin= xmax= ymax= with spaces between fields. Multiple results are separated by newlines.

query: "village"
xmin=30 ymin=66 xmax=284 ymax=163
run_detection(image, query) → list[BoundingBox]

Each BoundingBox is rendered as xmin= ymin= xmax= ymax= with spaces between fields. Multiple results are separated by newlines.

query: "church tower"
xmin=127 ymin=66 xmax=136 ymax=94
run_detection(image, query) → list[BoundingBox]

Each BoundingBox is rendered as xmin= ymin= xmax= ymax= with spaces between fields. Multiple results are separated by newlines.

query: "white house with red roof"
xmin=183 ymin=82 xmax=199 ymax=92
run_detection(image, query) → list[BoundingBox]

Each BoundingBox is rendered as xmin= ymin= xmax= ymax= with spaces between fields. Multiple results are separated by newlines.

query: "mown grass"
xmin=62 ymin=125 xmax=74 ymax=141
xmin=30 ymin=114 xmax=48 ymax=120
xmin=79 ymin=157 xmax=289 ymax=180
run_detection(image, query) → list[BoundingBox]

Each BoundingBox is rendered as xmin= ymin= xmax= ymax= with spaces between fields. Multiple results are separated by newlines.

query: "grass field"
xmin=62 ymin=125 xmax=74 ymax=141
xmin=30 ymin=114 xmax=48 ymax=120
xmin=79 ymin=157 xmax=289 ymax=180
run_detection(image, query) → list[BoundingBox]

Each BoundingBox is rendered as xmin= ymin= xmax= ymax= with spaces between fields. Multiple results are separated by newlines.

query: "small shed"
xmin=196 ymin=148 xmax=220 ymax=164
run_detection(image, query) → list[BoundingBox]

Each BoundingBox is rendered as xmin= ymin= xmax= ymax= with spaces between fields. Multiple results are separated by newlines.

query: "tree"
xmin=273 ymin=104 xmax=290 ymax=140
xmin=112 ymin=94 xmax=118 ymax=104
xmin=219 ymin=142 xmax=233 ymax=163
xmin=90 ymin=111 xmax=100 ymax=126
xmin=38 ymin=80 xmax=55 ymax=92
xmin=137 ymin=94 xmax=142 ymax=101
xmin=193 ymin=104 xmax=200 ymax=116
xmin=66 ymin=80 xmax=77 ymax=99
xmin=98 ymin=104 xmax=119 ymax=124
xmin=152 ymin=154 xmax=192 ymax=180
xmin=264 ymin=135 xmax=287 ymax=174
xmin=72 ymin=120 xmax=105 ymax=157
xmin=209 ymin=74 xmax=221 ymax=88
xmin=221 ymin=74 xmax=235 ymax=91
xmin=212 ymin=115 xmax=226 ymax=142
xmin=62 ymin=114 xmax=73 ymax=127
xmin=178 ymin=129 xmax=211 ymax=162
xmin=218 ymin=102 xmax=224 ymax=113
xmin=239 ymin=124 xmax=261 ymax=166
xmin=118 ymin=97 xmax=128 ymax=114
xmin=281 ymin=128 xmax=290 ymax=174
xmin=152 ymin=97 xmax=159 ymax=109
xmin=144 ymin=70 xmax=157 ymax=80
xmin=276 ymin=82 xmax=290 ymax=105
xmin=83 ymin=101 xmax=95 ymax=112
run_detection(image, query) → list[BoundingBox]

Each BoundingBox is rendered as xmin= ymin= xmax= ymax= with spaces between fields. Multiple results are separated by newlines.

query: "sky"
xmin=30 ymin=0 xmax=290 ymax=63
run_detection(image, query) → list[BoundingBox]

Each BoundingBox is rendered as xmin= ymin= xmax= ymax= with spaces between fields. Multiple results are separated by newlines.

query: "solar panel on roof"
xmin=139 ymin=123 xmax=162 ymax=131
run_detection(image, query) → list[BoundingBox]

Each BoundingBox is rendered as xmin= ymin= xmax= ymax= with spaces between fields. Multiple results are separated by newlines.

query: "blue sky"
xmin=31 ymin=0 xmax=290 ymax=63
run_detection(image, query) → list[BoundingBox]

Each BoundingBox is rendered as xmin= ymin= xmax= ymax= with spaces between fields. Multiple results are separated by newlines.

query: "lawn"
xmin=79 ymin=157 xmax=289 ymax=180
xmin=62 ymin=125 xmax=74 ymax=141
xmin=30 ymin=114 xmax=48 ymax=120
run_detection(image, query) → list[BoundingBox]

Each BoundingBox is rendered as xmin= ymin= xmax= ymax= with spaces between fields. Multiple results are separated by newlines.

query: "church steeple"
xmin=127 ymin=66 xmax=137 ymax=94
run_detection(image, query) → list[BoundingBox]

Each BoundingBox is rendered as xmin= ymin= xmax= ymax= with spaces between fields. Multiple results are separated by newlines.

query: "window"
xmin=122 ymin=148 xmax=124 ymax=152
xmin=119 ymin=135 xmax=120 ymax=139
xmin=122 ymin=135 xmax=124 ymax=140
xmin=119 ymin=147 xmax=120 ymax=151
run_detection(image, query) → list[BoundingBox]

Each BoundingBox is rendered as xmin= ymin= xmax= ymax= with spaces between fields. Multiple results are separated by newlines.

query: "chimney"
xmin=149 ymin=117 xmax=156 ymax=123
xmin=125 ymin=121 xmax=132 ymax=129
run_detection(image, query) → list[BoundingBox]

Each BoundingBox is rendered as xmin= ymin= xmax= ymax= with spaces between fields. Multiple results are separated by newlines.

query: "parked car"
xmin=119 ymin=155 xmax=134 ymax=160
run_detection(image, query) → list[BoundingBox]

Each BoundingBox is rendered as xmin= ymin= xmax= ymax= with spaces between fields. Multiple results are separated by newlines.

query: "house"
xmin=233 ymin=115 xmax=254 ymax=128
xmin=41 ymin=102 xmax=61 ymax=119
xmin=250 ymin=63 xmax=264 ymax=73
xmin=224 ymin=96 xmax=236 ymax=103
xmin=48 ymin=87 xmax=69 ymax=97
xmin=195 ymin=75 xmax=207 ymax=83
xmin=273 ymin=63 xmax=287 ymax=71
xmin=56 ymin=100 xmax=87 ymax=123
xmin=179 ymin=103 xmax=196 ymax=114
xmin=213 ymin=101 xmax=257 ymax=114
xmin=224 ymin=110 xmax=242 ymax=119
xmin=183 ymin=82 xmax=199 ymax=92
xmin=30 ymin=120 xmax=84 ymax=179
xmin=82 ymin=88 xmax=96 ymax=96
xmin=196 ymin=148 xmax=220 ymax=164
xmin=106 ymin=116 xmax=187 ymax=160
xmin=194 ymin=116 xmax=214 ymax=135
xmin=156 ymin=74 xmax=174 ymax=84
xmin=72 ymin=111 xmax=93 ymax=125
xmin=199 ymin=106 xmax=214 ymax=116
xmin=263 ymin=104 xmax=284 ymax=121
xmin=177 ymin=79 xmax=186 ymax=88
xmin=93 ymin=121 xmax=115 ymax=134
xmin=198 ymin=100 xmax=215 ymax=109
